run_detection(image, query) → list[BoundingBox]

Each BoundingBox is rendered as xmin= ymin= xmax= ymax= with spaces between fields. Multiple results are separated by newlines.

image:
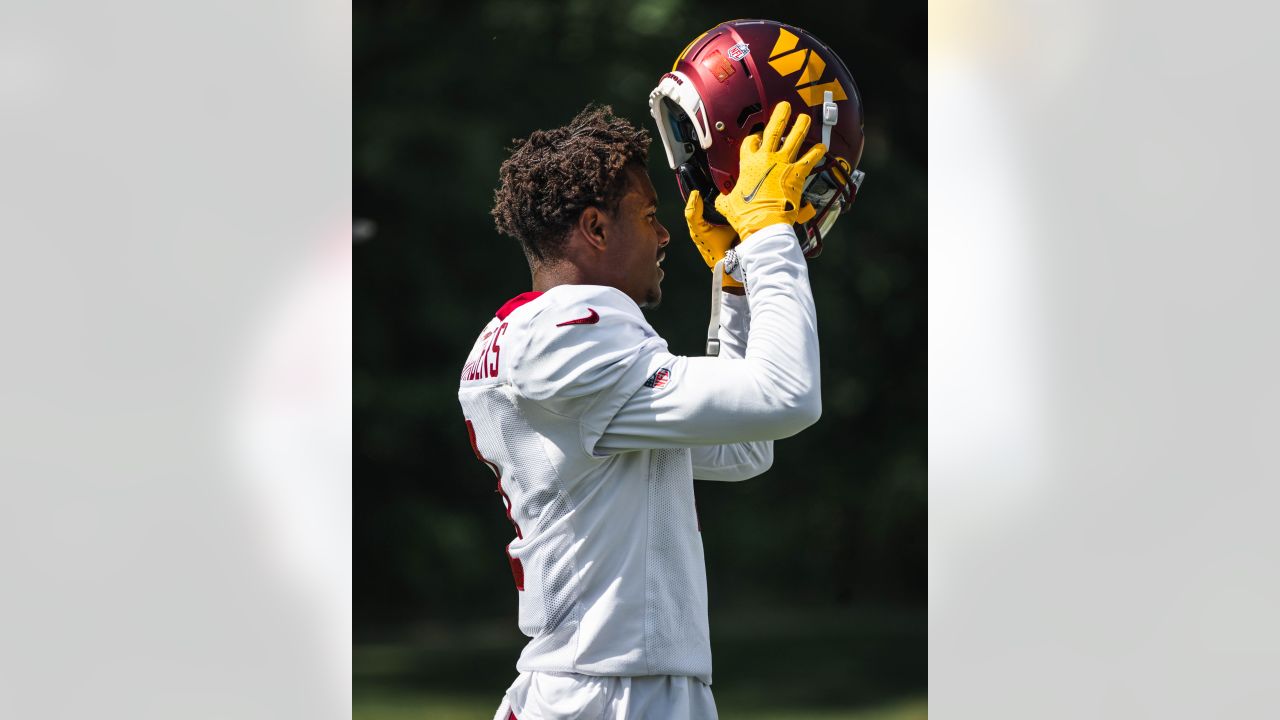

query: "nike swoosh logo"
xmin=556 ymin=308 xmax=600 ymax=327
xmin=741 ymin=164 xmax=776 ymax=203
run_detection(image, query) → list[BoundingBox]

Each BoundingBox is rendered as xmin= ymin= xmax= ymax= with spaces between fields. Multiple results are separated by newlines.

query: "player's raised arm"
xmin=592 ymin=103 xmax=826 ymax=453
xmin=687 ymin=290 xmax=773 ymax=481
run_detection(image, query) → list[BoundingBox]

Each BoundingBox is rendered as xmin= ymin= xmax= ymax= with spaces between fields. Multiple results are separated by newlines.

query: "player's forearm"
xmin=693 ymin=289 xmax=774 ymax=480
xmin=715 ymin=291 xmax=750 ymax=358
xmin=732 ymin=223 xmax=822 ymax=430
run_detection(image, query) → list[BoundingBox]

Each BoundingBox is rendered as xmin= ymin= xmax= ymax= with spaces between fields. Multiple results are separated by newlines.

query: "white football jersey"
xmin=457 ymin=224 xmax=821 ymax=685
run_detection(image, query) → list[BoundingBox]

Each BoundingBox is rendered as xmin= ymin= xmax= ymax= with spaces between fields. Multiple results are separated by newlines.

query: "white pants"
xmin=492 ymin=671 xmax=718 ymax=720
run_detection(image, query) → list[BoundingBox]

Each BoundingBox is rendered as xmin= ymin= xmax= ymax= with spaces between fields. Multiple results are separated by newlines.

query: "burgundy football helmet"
xmin=649 ymin=19 xmax=865 ymax=258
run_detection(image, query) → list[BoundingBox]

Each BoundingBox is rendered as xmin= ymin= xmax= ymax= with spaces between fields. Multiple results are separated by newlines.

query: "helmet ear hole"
xmin=747 ymin=122 xmax=765 ymax=135
xmin=735 ymin=103 xmax=762 ymax=129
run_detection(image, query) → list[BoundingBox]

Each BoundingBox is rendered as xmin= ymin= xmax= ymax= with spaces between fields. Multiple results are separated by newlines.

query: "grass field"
xmin=355 ymin=605 xmax=925 ymax=719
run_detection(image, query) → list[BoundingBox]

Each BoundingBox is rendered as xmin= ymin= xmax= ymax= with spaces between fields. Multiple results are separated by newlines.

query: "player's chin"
xmin=641 ymin=282 xmax=663 ymax=309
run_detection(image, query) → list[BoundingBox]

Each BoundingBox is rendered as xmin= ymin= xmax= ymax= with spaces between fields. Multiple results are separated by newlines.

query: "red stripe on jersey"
xmin=496 ymin=291 xmax=544 ymax=320
xmin=508 ymin=554 xmax=525 ymax=591
xmin=465 ymin=419 xmax=501 ymax=479
xmin=466 ymin=419 xmax=526 ymax=590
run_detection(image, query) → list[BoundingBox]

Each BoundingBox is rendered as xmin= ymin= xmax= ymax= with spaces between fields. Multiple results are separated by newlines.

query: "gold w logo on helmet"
xmin=767 ymin=28 xmax=848 ymax=107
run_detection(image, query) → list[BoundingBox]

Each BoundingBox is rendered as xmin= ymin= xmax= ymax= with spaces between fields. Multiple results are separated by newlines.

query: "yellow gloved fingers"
xmin=781 ymin=142 xmax=829 ymax=193
xmin=796 ymin=142 xmax=827 ymax=176
xmin=685 ymin=190 xmax=744 ymax=288
xmin=684 ymin=190 xmax=713 ymax=235
xmin=761 ymin=101 xmax=792 ymax=153
xmin=684 ymin=191 xmax=719 ymax=267
xmin=778 ymin=111 xmax=812 ymax=161
xmin=717 ymin=101 xmax=830 ymax=243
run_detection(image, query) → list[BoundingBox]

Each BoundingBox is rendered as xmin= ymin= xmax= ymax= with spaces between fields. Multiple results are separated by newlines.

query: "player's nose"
xmin=656 ymin=220 xmax=670 ymax=248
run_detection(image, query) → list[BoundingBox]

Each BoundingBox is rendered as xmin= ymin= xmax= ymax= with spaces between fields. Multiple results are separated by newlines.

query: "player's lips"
xmin=656 ymin=251 xmax=665 ymax=267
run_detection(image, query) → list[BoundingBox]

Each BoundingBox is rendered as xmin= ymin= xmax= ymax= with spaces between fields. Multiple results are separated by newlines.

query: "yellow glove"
xmin=714 ymin=101 xmax=826 ymax=241
xmin=684 ymin=190 xmax=744 ymax=290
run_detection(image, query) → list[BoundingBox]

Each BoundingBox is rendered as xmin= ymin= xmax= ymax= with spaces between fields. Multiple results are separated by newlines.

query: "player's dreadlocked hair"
xmin=492 ymin=104 xmax=650 ymax=263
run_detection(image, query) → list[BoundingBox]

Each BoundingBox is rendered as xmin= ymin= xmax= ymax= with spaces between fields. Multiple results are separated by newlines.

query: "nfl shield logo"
xmin=644 ymin=368 xmax=671 ymax=389
xmin=727 ymin=43 xmax=750 ymax=62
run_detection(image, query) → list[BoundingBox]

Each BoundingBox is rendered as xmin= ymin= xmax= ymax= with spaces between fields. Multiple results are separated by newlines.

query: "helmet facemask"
xmin=799 ymin=156 xmax=865 ymax=257
xmin=649 ymin=75 xmax=731 ymax=224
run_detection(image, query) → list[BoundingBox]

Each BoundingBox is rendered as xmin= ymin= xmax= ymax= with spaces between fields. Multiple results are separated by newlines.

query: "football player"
xmin=458 ymin=19 xmax=862 ymax=720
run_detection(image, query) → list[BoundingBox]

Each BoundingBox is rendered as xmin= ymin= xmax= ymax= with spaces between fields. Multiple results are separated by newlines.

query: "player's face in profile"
xmin=607 ymin=166 xmax=670 ymax=308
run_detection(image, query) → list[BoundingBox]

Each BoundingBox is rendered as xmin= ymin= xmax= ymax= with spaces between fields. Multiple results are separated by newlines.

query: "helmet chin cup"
xmin=677 ymin=160 xmax=729 ymax=225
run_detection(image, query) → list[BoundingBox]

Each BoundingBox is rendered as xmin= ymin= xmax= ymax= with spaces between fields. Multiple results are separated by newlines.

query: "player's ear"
xmin=577 ymin=206 xmax=608 ymax=252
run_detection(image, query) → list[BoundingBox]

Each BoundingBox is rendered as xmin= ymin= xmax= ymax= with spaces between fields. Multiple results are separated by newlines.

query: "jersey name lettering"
xmin=461 ymin=322 xmax=508 ymax=381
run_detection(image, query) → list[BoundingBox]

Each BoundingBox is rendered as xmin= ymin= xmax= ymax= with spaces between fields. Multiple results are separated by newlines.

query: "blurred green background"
xmin=355 ymin=0 xmax=925 ymax=717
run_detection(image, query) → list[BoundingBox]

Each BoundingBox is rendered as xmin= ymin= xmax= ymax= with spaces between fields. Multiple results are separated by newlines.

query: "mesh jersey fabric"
xmin=459 ymin=286 xmax=712 ymax=681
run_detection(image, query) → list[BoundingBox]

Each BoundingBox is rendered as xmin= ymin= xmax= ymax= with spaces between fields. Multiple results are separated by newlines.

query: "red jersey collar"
xmin=495 ymin=291 xmax=544 ymax=320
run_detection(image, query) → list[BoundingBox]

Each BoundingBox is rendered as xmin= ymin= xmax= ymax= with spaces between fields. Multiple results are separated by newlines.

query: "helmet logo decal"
xmin=767 ymin=28 xmax=849 ymax=107
xmin=700 ymin=50 xmax=736 ymax=84
xmin=727 ymin=42 xmax=750 ymax=61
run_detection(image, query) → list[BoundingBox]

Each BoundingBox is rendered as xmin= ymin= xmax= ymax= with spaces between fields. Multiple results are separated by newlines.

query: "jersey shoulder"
xmin=510 ymin=285 xmax=666 ymax=403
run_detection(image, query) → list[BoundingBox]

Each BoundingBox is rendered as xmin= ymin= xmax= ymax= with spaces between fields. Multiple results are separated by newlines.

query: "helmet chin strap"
xmin=821 ymin=90 xmax=837 ymax=150
xmin=706 ymin=249 xmax=744 ymax=356
xmin=705 ymin=259 xmax=725 ymax=356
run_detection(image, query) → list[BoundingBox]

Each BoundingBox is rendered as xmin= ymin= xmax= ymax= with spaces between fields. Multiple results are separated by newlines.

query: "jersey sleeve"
xmin=594 ymin=223 xmax=822 ymax=456
xmin=689 ymin=291 xmax=774 ymax=481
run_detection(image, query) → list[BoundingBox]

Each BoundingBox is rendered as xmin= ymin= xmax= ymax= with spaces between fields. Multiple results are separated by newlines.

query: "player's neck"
xmin=531 ymin=260 xmax=610 ymax=293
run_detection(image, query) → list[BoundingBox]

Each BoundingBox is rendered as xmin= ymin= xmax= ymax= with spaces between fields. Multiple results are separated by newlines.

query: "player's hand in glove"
xmin=684 ymin=190 xmax=744 ymax=290
xmin=714 ymin=101 xmax=826 ymax=241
